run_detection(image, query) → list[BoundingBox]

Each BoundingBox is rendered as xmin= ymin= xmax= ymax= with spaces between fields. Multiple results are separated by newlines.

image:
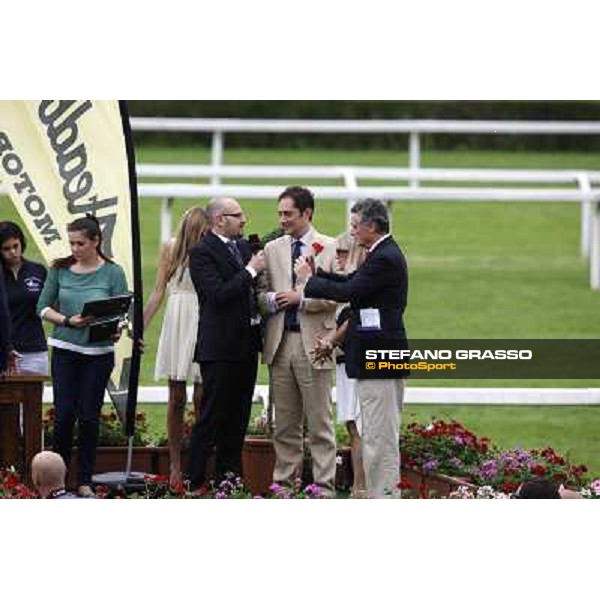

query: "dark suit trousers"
xmin=187 ymin=353 xmax=258 ymax=488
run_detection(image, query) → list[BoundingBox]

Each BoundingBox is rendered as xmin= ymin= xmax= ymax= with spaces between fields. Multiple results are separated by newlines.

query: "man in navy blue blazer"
xmin=296 ymin=199 xmax=408 ymax=498
xmin=0 ymin=268 xmax=11 ymax=374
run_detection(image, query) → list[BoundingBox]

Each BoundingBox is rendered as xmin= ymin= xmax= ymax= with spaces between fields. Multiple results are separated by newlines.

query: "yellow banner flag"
xmin=0 ymin=100 xmax=142 ymax=435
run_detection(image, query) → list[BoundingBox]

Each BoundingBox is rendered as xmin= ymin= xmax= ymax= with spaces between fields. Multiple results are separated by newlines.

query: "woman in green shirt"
xmin=37 ymin=215 xmax=128 ymax=498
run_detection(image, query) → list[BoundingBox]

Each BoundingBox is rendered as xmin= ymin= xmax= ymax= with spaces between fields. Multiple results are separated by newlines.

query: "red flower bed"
xmin=401 ymin=419 xmax=591 ymax=491
xmin=0 ymin=468 xmax=37 ymax=499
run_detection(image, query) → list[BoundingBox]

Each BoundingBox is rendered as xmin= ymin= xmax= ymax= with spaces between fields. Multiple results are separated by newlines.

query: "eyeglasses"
xmin=222 ymin=212 xmax=244 ymax=219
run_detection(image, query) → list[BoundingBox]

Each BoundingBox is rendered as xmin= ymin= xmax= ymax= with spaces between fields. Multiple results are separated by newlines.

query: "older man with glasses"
xmin=295 ymin=198 xmax=409 ymax=499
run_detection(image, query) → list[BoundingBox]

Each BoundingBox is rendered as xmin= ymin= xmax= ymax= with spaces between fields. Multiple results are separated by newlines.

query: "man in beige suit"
xmin=259 ymin=186 xmax=338 ymax=495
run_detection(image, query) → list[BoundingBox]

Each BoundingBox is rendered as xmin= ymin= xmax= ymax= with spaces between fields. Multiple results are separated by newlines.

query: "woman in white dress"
xmin=144 ymin=207 xmax=208 ymax=487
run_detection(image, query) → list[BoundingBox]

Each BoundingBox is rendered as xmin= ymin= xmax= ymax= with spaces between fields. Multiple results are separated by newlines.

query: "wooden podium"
xmin=0 ymin=374 xmax=47 ymax=483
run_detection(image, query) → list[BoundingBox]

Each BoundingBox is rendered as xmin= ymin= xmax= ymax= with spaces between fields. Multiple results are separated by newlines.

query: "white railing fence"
xmin=133 ymin=163 xmax=600 ymax=290
xmin=131 ymin=116 xmax=600 ymax=185
xmin=130 ymin=117 xmax=600 ymax=174
xmin=130 ymin=117 xmax=600 ymax=289
xmin=40 ymin=385 xmax=600 ymax=406
xmin=2 ymin=119 xmax=600 ymax=288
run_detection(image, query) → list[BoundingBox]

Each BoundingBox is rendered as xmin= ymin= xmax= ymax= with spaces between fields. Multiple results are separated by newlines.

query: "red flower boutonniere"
xmin=312 ymin=242 xmax=325 ymax=256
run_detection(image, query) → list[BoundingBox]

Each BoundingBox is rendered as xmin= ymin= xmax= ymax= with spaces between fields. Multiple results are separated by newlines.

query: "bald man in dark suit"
xmin=187 ymin=197 xmax=265 ymax=489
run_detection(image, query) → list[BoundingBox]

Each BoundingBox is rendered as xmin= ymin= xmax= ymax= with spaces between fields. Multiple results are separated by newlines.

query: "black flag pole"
xmin=120 ymin=100 xmax=144 ymax=481
xmin=93 ymin=101 xmax=145 ymax=490
xmin=118 ymin=100 xmax=144 ymax=440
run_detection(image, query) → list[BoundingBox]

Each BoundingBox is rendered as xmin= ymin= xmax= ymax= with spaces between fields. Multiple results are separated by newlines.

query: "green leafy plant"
xmin=246 ymin=408 xmax=269 ymax=436
xmin=43 ymin=406 xmax=151 ymax=448
xmin=154 ymin=408 xmax=196 ymax=448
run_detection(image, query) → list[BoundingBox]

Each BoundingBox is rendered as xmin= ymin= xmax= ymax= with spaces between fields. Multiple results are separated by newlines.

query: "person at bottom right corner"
xmin=514 ymin=478 xmax=582 ymax=499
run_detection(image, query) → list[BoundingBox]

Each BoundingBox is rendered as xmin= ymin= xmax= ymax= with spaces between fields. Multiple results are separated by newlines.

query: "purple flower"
xmin=449 ymin=457 xmax=463 ymax=469
xmin=423 ymin=459 xmax=438 ymax=473
xmin=304 ymin=484 xmax=321 ymax=498
xmin=215 ymin=491 xmax=226 ymax=499
xmin=499 ymin=453 xmax=519 ymax=469
xmin=480 ymin=459 xmax=498 ymax=479
xmin=454 ymin=436 xmax=465 ymax=446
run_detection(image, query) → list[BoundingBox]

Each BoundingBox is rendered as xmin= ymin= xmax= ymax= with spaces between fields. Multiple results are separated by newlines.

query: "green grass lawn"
xmin=136 ymin=402 xmax=600 ymax=477
xmin=135 ymin=147 xmax=600 ymax=386
xmin=2 ymin=146 xmax=600 ymax=387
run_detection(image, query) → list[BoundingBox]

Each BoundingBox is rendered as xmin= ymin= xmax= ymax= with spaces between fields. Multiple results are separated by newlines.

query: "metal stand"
xmin=91 ymin=435 xmax=148 ymax=493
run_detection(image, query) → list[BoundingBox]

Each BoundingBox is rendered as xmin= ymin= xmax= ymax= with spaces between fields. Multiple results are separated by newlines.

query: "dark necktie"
xmin=291 ymin=239 xmax=302 ymax=285
xmin=228 ymin=239 xmax=259 ymax=321
xmin=227 ymin=240 xmax=244 ymax=267
xmin=284 ymin=239 xmax=303 ymax=330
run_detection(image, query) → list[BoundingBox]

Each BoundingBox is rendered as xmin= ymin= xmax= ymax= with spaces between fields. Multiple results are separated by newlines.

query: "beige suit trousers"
xmin=356 ymin=378 xmax=404 ymax=499
xmin=271 ymin=332 xmax=336 ymax=493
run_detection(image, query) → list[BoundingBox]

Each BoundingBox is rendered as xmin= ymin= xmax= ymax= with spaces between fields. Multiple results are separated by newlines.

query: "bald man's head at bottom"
xmin=31 ymin=451 xmax=67 ymax=497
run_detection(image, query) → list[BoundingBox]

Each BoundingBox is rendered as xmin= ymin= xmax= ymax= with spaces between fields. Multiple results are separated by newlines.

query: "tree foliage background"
xmin=128 ymin=101 xmax=600 ymax=151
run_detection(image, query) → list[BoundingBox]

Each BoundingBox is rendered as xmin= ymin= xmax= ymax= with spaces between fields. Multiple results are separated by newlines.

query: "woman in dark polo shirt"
xmin=0 ymin=221 xmax=48 ymax=375
xmin=0 ymin=268 xmax=10 ymax=374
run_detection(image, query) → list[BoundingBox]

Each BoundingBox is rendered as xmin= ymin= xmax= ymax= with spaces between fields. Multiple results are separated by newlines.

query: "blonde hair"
xmin=166 ymin=207 xmax=208 ymax=282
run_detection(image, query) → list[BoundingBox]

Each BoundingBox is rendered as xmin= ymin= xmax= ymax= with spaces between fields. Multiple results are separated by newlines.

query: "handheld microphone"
xmin=247 ymin=233 xmax=263 ymax=254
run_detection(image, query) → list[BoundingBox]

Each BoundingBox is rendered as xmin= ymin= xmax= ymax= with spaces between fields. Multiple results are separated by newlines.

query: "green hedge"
xmin=127 ymin=101 xmax=600 ymax=151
